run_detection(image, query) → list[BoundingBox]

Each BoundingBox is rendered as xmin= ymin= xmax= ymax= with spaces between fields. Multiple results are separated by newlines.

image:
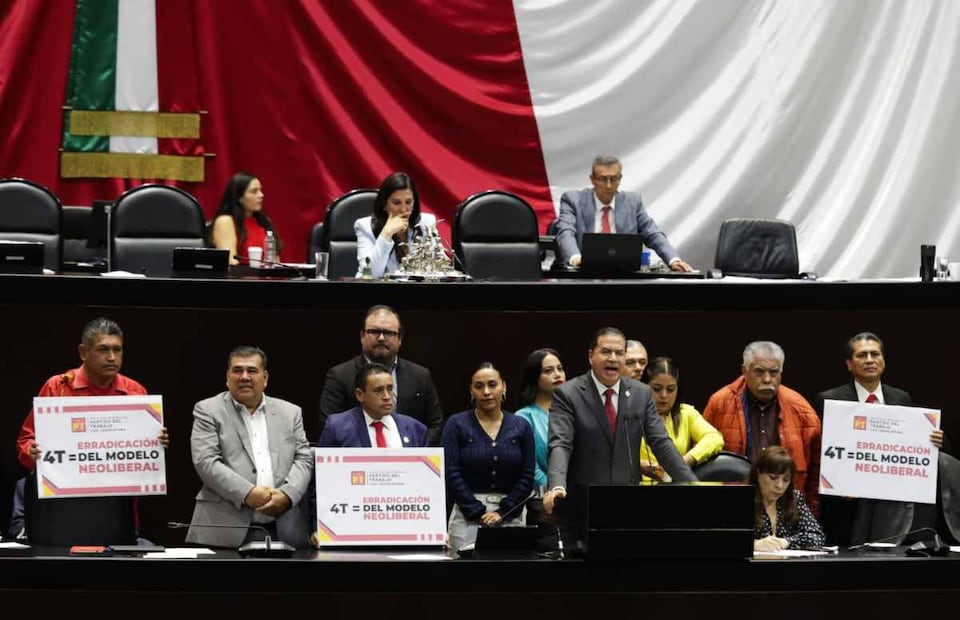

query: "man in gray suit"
xmin=187 ymin=346 xmax=313 ymax=548
xmin=814 ymin=332 xmax=945 ymax=546
xmin=555 ymin=155 xmax=692 ymax=271
xmin=543 ymin=327 xmax=696 ymax=542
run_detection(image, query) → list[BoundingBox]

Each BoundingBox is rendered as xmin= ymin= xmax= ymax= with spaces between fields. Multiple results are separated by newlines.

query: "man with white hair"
xmin=704 ymin=341 xmax=822 ymax=515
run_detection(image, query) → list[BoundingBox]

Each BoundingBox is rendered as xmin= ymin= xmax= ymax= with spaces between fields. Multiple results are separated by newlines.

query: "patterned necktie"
xmin=372 ymin=421 xmax=387 ymax=447
xmin=865 ymin=393 xmax=878 ymax=404
xmin=601 ymin=206 xmax=612 ymax=233
xmin=604 ymin=388 xmax=617 ymax=434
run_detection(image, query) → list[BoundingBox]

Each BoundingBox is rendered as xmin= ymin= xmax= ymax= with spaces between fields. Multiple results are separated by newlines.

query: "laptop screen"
xmin=0 ymin=240 xmax=45 ymax=274
xmin=579 ymin=233 xmax=644 ymax=273
xmin=172 ymin=247 xmax=229 ymax=278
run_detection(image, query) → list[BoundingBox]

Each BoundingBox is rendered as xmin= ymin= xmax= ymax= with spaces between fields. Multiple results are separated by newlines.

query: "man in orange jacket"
xmin=704 ymin=341 xmax=822 ymax=516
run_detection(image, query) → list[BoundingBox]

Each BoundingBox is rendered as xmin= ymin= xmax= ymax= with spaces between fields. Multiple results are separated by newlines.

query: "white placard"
xmin=33 ymin=395 xmax=166 ymax=498
xmin=820 ymin=399 xmax=939 ymax=503
xmin=314 ymin=448 xmax=446 ymax=546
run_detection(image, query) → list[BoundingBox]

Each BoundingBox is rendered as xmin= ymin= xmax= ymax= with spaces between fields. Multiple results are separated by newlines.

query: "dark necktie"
xmin=604 ymin=388 xmax=617 ymax=434
xmin=372 ymin=421 xmax=387 ymax=447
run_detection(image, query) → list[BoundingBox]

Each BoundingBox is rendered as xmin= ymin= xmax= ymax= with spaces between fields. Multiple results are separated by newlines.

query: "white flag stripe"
xmin=112 ymin=0 xmax=158 ymax=154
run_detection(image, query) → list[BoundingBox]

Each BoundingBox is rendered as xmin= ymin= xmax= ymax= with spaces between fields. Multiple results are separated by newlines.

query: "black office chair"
xmin=452 ymin=190 xmax=542 ymax=281
xmin=306 ymin=221 xmax=324 ymax=264
xmin=321 ymin=189 xmax=376 ymax=279
xmin=0 ymin=177 xmax=62 ymax=271
xmin=714 ymin=218 xmax=801 ymax=278
xmin=693 ymin=451 xmax=752 ymax=483
xmin=110 ymin=184 xmax=206 ymax=277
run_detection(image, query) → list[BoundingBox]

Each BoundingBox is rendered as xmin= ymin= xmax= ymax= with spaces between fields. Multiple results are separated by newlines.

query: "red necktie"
xmin=604 ymin=388 xmax=617 ymax=434
xmin=865 ymin=393 xmax=878 ymax=404
xmin=372 ymin=421 xmax=387 ymax=447
xmin=601 ymin=206 xmax=612 ymax=233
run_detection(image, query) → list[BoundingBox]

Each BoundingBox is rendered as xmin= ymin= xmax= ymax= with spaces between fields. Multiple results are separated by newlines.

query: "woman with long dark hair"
xmin=515 ymin=348 xmax=565 ymax=492
xmin=638 ymin=357 xmax=722 ymax=481
xmin=210 ymin=171 xmax=281 ymax=265
xmin=750 ymin=446 xmax=825 ymax=551
xmin=354 ymin=172 xmax=436 ymax=277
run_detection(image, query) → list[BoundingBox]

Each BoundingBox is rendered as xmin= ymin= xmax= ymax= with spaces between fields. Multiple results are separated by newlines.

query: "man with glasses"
xmin=319 ymin=304 xmax=444 ymax=445
xmin=704 ymin=341 xmax=822 ymax=515
xmin=555 ymin=155 xmax=692 ymax=271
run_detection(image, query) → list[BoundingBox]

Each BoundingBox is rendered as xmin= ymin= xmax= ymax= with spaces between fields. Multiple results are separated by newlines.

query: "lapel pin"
xmin=625 ymin=390 xmax=631 ymax=398
xmin=403 ymin=436 xmax=410 ymax=444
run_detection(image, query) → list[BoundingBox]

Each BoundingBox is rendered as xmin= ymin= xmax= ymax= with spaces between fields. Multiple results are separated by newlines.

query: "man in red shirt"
xmin=17 ymin=317 xmax=168 ymax=468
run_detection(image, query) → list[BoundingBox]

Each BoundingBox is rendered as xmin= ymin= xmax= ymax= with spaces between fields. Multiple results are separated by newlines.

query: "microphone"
xmin=847 ymin=527 xmax=942 ymax=552
xmin=167 ymin=521 xmax=296 ymax=558
xmin=489 ymin=491 xmax=536 ymax=524
xmin=233 ymin=254 xmax=307 ymax=275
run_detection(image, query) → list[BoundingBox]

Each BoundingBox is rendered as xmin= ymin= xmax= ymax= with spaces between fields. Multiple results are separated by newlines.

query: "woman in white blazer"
xmin=355 ymin=172 xmax=436 ymax=278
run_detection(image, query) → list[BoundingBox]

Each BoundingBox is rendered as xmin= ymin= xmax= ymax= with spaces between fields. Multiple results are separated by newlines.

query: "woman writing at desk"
xmin=210 ymin=172 xmax=281 ymax=265
xmin=355 ymin=172 xmax=436 ymax=278
xmin=442 ymin=362 xmax=534 ymax=552
xmin=751 ymin=446 xmax=826 ymax=551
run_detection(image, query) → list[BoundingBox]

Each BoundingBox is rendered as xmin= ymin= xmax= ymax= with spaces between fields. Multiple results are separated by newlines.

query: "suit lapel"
xmin=352 ymin=409 xmax=372 ymax=447
xmin=578 ymin=374 xmax=613 ymax=444
xmin=264 ymin=396 xmax=284 ymax=480
xmin=225 ymin=393 xmax=257 ymax=467
xmin=614 ymin=192 xmax=630 ymax=232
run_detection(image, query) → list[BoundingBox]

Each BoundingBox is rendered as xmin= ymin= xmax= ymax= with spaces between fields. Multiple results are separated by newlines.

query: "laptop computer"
xmin=579 ymin=233 xmax=644 ymax=274
xmin=172 ymin=247 xmax=229 ymax=278
xmin=0 ymin=240 xmax=45 ymax=274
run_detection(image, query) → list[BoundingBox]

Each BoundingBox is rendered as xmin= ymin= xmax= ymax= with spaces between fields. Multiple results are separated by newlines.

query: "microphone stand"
xmin=168 ymin=521 xmax=296 ymax=558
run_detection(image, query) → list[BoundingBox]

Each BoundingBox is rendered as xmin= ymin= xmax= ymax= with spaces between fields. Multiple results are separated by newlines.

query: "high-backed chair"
xmin=452 ymin=190 xmax=542 ymax=281
xmin=693 ymin=451 xmax=752 ymax=483
xmin=110 ymin=184 xmax=205 ymax=277
xmin=306 ymin=222 xmax=324 ymax=264
xmin=714 ymin=218 xmax=800 ymax=278
xmin=0 ymin=178 xmax=62 ymax=271
xmin=321 ymin=189 xmax=376 ymax=279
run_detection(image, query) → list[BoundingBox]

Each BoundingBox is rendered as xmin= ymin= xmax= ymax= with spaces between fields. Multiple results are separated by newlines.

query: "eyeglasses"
xmin=364 ymin=328 xmax=400 ymax=339
xmin=593 ymin=175 xmax=622 ymax=185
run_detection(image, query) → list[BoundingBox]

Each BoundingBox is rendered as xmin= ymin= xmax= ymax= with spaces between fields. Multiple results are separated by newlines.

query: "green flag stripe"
xmin=63 ymin=0 xmax=119 ymax=153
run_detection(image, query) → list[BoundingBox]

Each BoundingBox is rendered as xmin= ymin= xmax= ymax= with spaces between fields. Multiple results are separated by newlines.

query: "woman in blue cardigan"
xmin=442 ymin=362 xmax=535 ymax=553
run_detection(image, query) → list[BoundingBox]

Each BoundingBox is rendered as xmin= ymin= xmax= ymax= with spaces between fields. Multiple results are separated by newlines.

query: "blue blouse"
xmin=441 ymin=410 xmax=535 ymax=520
xmin=514 ymin=404 xmax=548 ymax=489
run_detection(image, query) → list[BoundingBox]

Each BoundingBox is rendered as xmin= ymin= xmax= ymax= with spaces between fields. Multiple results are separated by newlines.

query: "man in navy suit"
xmin=814 ymin=332 xmax=946 ymax=546
xmin=318 ymin=362 xmax=428 ymax=448
xmin=555 ymin=156 xmax=692 ymax=271
xmin=310 ymin=363 xmax=428 ymax=543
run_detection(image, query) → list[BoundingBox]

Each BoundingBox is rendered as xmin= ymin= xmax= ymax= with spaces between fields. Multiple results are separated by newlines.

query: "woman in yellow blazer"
xmin=639 ymin=357 xmax=723 ymax=482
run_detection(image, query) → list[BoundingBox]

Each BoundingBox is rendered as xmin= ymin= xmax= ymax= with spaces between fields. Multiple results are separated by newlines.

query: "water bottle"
xmin=263 ymin=230 xmax=278 ymax=267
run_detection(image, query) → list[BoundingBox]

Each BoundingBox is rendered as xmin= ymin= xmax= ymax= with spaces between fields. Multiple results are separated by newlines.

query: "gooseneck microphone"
xmin=233 ymin=254 xmax=308 ymax=279
xmin=167 ymin=521 xmax=296 ymax=558
xmin=847 ymin=527 xmax=944 ymax=552
xmin=491 ymin=491 xmax=537 ymax=524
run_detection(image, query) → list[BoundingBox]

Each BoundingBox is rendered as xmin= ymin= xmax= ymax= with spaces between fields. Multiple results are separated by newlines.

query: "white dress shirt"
xmin=363 ymin=410 xmax=402 ymax=448
xmin=234 ymin=396 xmax=276 ymax=523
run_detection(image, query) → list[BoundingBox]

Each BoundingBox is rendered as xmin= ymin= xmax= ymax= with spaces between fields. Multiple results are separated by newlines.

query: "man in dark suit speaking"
xmin=543 ymin=327 xmax=696 ymax=538
xmin=555 ymin=156 xmax=692 ymax=271
xmin=814 ymin=332 xmax=945 ymax=546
